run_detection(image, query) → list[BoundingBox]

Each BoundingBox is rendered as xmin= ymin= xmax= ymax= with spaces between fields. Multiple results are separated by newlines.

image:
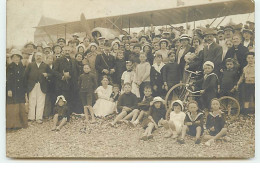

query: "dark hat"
xmin=139 ymin=35 xmax=149 ymax=42
xmin=246 ymin=51 xmax=255 ymax=57
xmin=57 ymin=38 xmax=66 ymax=43
xmin=224 ymin=26 xmax=234 ymax=32
xmin=24 ymin=42 xmax=36 ymax=49
xmin=242 ymin=28 xmax=253 ymax=35
xmin=133 ymin=43 xmax=142 ymax=49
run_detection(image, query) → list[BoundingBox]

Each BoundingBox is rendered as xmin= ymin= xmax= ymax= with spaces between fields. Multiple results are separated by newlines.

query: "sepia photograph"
xmin=6 ymin=0 xmax=255 ymax=159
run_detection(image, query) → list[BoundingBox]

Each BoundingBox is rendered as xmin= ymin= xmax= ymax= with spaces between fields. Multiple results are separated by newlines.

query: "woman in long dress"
xmin=6 ymin=49 xmax=28 ymax=129
xmin=93 ymin=76 xmax=116 ymax=117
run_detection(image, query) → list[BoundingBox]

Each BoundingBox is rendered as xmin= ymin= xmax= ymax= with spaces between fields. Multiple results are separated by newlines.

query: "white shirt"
xmin=36 ymin=62 xmax=41 ymax=68
xmin=170 ymin=111 xmax=186 ymax=134
xmin=243 ymin=40 xmax=250 ymax=47
xmin=177 ymin=47 xmax=185 ymax=64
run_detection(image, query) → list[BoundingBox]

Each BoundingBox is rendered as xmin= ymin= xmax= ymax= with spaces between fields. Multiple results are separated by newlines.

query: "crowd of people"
xmin=6 ymin=20 xmax=255 ymax=146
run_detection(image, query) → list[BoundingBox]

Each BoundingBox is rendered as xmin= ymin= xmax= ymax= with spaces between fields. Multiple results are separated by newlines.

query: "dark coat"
xmin=176 ymin=45 xmax=195 ymax=77
xmin=24 ymin=62 xmax=52 ymax=94
xmin=117 ymin=92 xmax=138 ymax=112
xmin=78 ymin=72 xmax=97 ymax=93
xmin=224 ymin=43 xmax=249 ymax=75
xmin=150 ymin=65 xmax=164 ymax=96
xmin=203 ymin=42 xmax=223 ymax=73
xmin=162 ymin=62 xmax=181 ymax=88
xmin=114 ymin=58 xmax=126 ymax=86
xmin=6 ymin=62 xmax=26 ymax=104
xmin=53 ymin=56 xmax=79 ymax=92
xmin=206 ymin=112 xmax=226 ymax=136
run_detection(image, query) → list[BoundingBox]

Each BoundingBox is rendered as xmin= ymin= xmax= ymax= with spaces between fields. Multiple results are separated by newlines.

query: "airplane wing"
xmin=34 ymin=0 xmax=254 ymax=35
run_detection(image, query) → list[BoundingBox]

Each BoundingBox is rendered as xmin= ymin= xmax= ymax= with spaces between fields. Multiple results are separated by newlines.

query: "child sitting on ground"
xmin=177 ymin=101 xmax=204 ymax=144
xmin=204 ymin=98 xmax=228 ymax=146
xmin=109 ymin=83 xmax=138 ymax=127
xmin=110 ymin=84 xmax=120 ymax=102
xmin=162 ymin=100 xmax=186 ymax=138
xmin=140 ymin=97 xmax=166 ymax=141
xmin=51 ymin=95 xmax=69 ymax=131
xmin=123 ymin=85 xmax=153 ymax=127
xmin=78 ymin=64 xmax=97 ymax=123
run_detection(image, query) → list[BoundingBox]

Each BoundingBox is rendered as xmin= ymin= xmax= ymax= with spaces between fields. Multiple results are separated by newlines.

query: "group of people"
xmin=6 ymin=21 xmax=255 ymax=146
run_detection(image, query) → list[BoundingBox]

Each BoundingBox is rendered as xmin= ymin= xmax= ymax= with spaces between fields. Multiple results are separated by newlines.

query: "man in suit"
xmin=53 ymin=46 xmax=80 ymax=115
xmin=175 ymin=34 xmax=195 ymax=81
xmin=242 ymin=28 xmax=254 ymax=50
xmin=24 ymin=52 xmax=52 ymax=123
xmin=202 ymin=28 xmax=223 ymax=76
xmin=95 ymin=43 xmax=116 ymax=84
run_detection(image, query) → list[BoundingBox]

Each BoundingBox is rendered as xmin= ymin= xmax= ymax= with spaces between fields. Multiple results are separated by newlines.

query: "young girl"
xmin=51 ymin=95 xmax=69 ymax=131
xmin=196 ymin=61 xmax=218 ymax=110
xmin=204 ymin=98 xmax=228 ymax=146
xmin=236 ymin=52 xmax=255 ymax=114
xmin=178 ymin=101 xmax=204 ymax=144
xmin=109 ymin=83 xmax=138 ymax=127
xmin=135 ymin=52 xmax=151 ymax=99
xmin=162 ymin=100 xmax=186 ymax=138
xmin=140 ymin=97 xmax=166 ymax=141
xmin=150 ymin=53 xmax=165 ymax=97
xmin=93 ymin=76 xmax=116 ymax=118
xmin=78 ymin=65 xmax=97 ymax=123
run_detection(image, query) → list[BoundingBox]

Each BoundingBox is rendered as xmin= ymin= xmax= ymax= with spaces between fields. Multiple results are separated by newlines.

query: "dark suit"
xmin=176 ymin=44 xmax=195 ymax=78
xmin=24 ymin=62 xmax=52 ymax=94
xmin=53 ymin=56 xmax=80 ymax=115
xmin=203 ymin=42 xmax=223 ymax=75
xmin=95 ymin=52 xmax=115 ymax=84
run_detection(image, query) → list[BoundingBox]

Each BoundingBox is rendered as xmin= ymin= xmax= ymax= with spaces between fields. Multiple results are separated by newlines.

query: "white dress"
xmin=170 ymin=111 xmax=186 ymax=134
xmin=93 ymin=85 xmax=116 ymax=117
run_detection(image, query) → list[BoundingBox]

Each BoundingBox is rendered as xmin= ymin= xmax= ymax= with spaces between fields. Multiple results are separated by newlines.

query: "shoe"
xmin=177 ymin=138 xmax=185 ymax=144
xmin=147 ymin=134 xmax=153 ymax=140
xmin=164 ymin=132 xmax=173 ymax=138
xmin=195 ymin=139 xmax=201 ymax=144
xmin=140 ymin=135 xmax=148 ymax=141
xmin=205 ymin=139 xmax=214 ymax=146
xmin=36 ymin=119 xmax=43 ymax=124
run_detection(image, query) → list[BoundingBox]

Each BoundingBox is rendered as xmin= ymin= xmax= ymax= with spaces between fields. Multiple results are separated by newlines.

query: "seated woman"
xmin=93 ymin=76 xmax=116 ymax=118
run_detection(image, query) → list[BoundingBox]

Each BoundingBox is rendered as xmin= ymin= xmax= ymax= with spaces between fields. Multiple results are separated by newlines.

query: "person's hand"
xmin=103 ymin=69 xmax=109 ymax=74
xmin=61 ymin=76 xmax=66 ymax=81
xmin=200 ymin=90 xmax=205 ymax=94
xmin=210 ymin=127 xmax=215 ymax=131
xmin=186 ymin=122 xmax=192 ymax=126
xmin=185 ymin=65 xmax=189 ymax=70
xmin=164 ymin=84 xmax=168 ymax=91
xmin=110 ymin=69 xmax=115 ymax=74
xmin=8 ymin=90 xmax=12 ymax=97
xmin=64 ymin=72 xmax=70 ymax=78
xmin=195 ymin=121 xmax=200 ymax=124
xmin=220 ymin=69 xmax=224 ymax=73
xmin=153 ymin=85 xmax=158 ymax=91
xmin=42 ymin=73 xmax=48 ymax=77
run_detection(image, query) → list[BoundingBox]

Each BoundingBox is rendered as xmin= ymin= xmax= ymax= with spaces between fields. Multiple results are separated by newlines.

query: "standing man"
xmin=53 ymin=46 xmax=80 ymax=115
xmin=25 ymin=52 xmax=52 ymax=123
xmin=202 ymin=28 xmax=223 ymax=76
xmin=95 ymin=43 xmax=116 ymax=84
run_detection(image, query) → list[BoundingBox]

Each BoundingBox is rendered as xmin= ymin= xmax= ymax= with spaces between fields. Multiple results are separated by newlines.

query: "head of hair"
xmin=187 ymin=100 xmax=199 ymax=108
xmin=211 ymin=98 xmax=220 ymax=105
xmin=139 ymin=51 xmax=147 ymax=57
xmin=75 ymin=52 xmax=83 ymax=59
xmin=225 ymin=58 xmax=235 ymax=64
xmin=123 ymin=82 xmax=131 ymax=88
xmin=133 ymin=43 xmax=142 ymax=49
xmin=144 ymin=84 xmax=152 ymax=90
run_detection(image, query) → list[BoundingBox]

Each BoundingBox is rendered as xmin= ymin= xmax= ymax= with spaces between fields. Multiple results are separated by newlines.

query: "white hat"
xmin=171 ymin=100 xmax=184 ymax=111
xmin=89 ymin=42 xmax=98 ymax=48
xmin=203 ymin=61 xmax=214 ymax=69
xmin=55 ymin=95 xmax=67 ymax=104
xmin=10 ymin=49 xmax=22 ymax=59
xmin=150 ymin=96 xmax=165 ymax=106
xmin=159 ymin=39 xmax=170 ymax=46
xmin=73 ymin=33 xmax=79 ymax=37
xmin=76 ymin=44 xmax=86 ymax=51
xmin=97 ymin=37 xmax=106 ymax=40
xmin=111 ymin=40 xmax=121 ymax=47
xmin=179 ymin=34 xmax=190 ymax=41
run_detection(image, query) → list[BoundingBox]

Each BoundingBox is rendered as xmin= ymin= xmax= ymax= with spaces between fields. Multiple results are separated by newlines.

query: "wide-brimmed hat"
xmin=89 ymin=42 xmax=98 ymax=49
xmin=57 ymin=38 xmax=66 ymax=43
xmin=142 ymin=42 xmax=152 ymax=50
xmin=55 ymin=95 xmax=67 ymax=104
xmin=139 ymin=35 xmax=149 ymax=42
xmin=179 ymin=34 xmax=190 ymax=41
xmin=24 ymin=42 xmax=36 ymax=49
xmin=97 ymin=36 xmax=106 ymax=41
xmin=10 ymin=49 xmax=23 ymax=59
xmin=223 ymin=25 xmax=234 ymax=32
xmin=159 ymin=39 xmax=170 ymax=46
xmin=171 ymin=100 xmax=184 ymax=111
xmin=203 ymin=61 xmax=214 ymax=69
xmin=242 ymin=28 xmax=253 ymax=35
xmin=111 ymin=40 xmax=121 ymax=47
xmin=150 ymin=96 xmax=165 ymax=106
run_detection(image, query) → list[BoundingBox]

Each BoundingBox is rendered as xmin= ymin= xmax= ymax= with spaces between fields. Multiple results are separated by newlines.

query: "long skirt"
xmin=93 ymin=99 xmax=116 ymax=117
xmin=6 ymin=103 xmax=28 ymax=129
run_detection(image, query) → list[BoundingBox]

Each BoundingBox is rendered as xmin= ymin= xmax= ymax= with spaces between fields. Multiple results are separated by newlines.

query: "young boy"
xmin=195 ymin=61 xmax=219 ymax=110
xmin=162 ymin=51 xmax=181 ymax=92
xmin=135 ymin=52 xmax=151 ymax=100
xmin=219 ymin=58 xmax=239 ymax=97
xmin=78 ymin=64 xmax=97 ymax=123
xmin=123 ymin=85 xmax=153 ymax=127
xmin=109 ymin=83 xmax=138 ymax=127
xmin=236 ymin=52 xmax=255 ymax=114
xmin=114 ymin=50 xmax=126 ymax=88
xmin=150 ymin=53 xmax=165 ymax=97
xmin=110 ymin=84 xmax=120 ymax=103
xmin=51 ymin=95 xmax=69 ymax=131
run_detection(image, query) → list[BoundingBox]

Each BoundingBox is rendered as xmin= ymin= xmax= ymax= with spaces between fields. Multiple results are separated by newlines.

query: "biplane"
xmin=33 ymin=0 xmax=254 ymax=44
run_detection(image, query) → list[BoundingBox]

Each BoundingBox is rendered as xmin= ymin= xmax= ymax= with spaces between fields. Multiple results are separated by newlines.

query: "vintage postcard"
xmin=6 ymin=0 xmax=255 ymax=159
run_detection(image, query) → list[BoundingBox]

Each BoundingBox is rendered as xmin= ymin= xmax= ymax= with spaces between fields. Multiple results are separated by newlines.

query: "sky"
xmin=6 ymin=0 xmax=254 ymax=48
